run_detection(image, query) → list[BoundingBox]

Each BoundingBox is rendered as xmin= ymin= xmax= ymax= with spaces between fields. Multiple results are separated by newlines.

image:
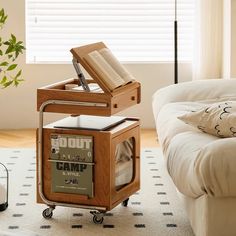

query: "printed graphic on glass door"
xmin=50 ymin=134 xmax=94 ymax=198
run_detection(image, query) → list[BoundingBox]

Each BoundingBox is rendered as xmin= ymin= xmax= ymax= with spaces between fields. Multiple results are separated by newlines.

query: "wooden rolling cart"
xmin=36 ymin=42 xmax=141 ymax=224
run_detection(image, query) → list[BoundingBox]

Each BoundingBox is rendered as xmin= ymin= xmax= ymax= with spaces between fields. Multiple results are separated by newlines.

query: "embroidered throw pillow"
xmin=178 ymin=101 xmax=236 ymax=138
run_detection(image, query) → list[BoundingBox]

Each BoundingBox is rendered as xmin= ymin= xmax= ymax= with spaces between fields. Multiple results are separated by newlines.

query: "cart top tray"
xmin=37 ymin=78 xmax=140 ymax=116
xmin=37 ymin=42 xmax=141 ymax=116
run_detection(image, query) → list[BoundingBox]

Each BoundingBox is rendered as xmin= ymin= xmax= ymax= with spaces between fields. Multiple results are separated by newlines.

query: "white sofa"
xmin=152 ymin=79 xmax=236 ymax=236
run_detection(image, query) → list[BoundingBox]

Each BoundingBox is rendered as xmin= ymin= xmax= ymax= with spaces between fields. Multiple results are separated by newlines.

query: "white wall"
xmin=0 ymin=0 xmax=192 ymax=129
xmin=223 ymin=0 xmax=236 ymax=78
xmin=231 ymin=0 xmax=236 ymax=77
xmin=223 ymin=0 xmax=231 ymax=78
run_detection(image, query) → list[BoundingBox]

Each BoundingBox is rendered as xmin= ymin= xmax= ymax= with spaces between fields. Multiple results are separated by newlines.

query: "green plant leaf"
xmin=3 ymin=15 xmax=7 ymax=23
xmin=14 ymin=69 xmax=22 ymax=79
xmin=0 ymin=76 xmax=7 ymax=85
xmin=11 ymin=34 xmax=16 ymax=43
xmin=3 ymin=80 xmax=13 ymax=88
xmin=15 ymin=51 xmax=19 ymax=58
xmin=0 ymin=61 xmax=9 ymax=66
xmin=0 ymin=8 xmax=25 ymax=89
xmin=0 ymin=8 xmax=7 ymax=25
xmin=16 ymin=41 xmax=23 ymax=45
xmin=5 ymin=45 xmax=14 ymax=54
xmin=14 ymin=79 xmax=19 ymax=87
xmin=7 ymin=64 xmax=17 ymax=71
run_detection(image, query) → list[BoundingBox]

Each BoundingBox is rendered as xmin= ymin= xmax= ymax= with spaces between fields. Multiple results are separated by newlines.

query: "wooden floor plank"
xmin=0 ymin=129 xmax=36 ymax=148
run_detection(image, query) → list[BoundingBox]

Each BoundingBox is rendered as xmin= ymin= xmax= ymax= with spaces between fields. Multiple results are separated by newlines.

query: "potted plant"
xmin=0 ymin=8 xmax=25 ymax=88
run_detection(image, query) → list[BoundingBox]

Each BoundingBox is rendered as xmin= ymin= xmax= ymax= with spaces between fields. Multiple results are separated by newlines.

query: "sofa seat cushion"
xmin=166 ymin=131 xmax=236 ymax=198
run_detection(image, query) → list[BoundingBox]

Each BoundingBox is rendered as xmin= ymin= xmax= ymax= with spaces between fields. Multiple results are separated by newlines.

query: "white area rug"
xmin=0 ymin=148 xmax=194 ymax=236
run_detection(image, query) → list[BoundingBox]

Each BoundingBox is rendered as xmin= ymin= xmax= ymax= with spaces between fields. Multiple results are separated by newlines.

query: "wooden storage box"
xmin=37 ymin=118 xmax=140 ymax=211
xmin=37 ymin=78 xmax=140 ymax=116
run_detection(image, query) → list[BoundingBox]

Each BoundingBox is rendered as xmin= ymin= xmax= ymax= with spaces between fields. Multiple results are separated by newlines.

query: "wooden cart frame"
xmin=37 ymin=42 xmax=141 ymax=223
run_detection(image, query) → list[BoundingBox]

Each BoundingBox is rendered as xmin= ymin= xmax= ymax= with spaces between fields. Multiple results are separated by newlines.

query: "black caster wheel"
xmin=122 ymin=198 xmax=129 ymax=207
xmin=42 ymin=208 xmax=53 ymax=219
xmin=90 ymin=210 xmax=104 ymax=224
xmin=93 ymin=215 xmax=104 ymax=224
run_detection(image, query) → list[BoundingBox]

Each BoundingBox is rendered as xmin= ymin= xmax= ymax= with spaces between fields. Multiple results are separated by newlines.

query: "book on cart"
xmin=70 ymin=42 xmax=136 ymax=92
xmin=50 ymin=134 xmax=94 ymax=198
xmin=83 ymin=48 xmax=135 ymax=91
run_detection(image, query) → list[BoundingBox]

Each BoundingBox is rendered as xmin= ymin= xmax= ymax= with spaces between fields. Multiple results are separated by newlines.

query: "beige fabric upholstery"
xmin=152 ymin=79 xmax=236 ymax=119
xmin=152 ymin=79 xmax=236 ymax=236
xmin=167 ymin=131 xmax=236 ymax=198
xmin=181 ymin=194 xmax=236 ymax=236
xmin=156 ymin=102 xmax=204 ymax=153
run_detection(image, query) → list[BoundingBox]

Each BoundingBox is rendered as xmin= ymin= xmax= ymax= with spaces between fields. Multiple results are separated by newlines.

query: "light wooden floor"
xmin=0 ymin=129 xmax=158 ymax=148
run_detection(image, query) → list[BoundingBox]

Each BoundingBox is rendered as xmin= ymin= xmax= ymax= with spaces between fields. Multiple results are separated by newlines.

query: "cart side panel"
xmin=110 ymin=125 xmax=140 ymax=209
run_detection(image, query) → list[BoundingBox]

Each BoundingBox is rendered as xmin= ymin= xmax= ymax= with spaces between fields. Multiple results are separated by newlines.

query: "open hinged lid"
xmin=37 ymin=42 xmax=141 ymax=116
xmin=70 ymin=42 xmax=140 ymax=96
